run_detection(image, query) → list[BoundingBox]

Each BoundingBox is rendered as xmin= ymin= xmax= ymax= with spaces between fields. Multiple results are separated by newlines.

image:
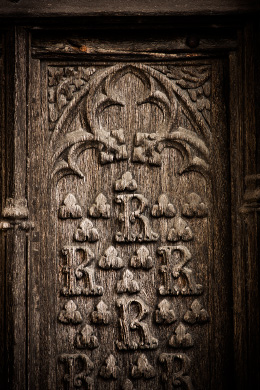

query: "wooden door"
xmin=0 ymin=22 xmax=259 ymax=390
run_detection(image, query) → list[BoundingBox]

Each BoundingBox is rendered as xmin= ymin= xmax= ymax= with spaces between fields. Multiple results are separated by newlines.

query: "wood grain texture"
xmin=0 ymin=0 xmax=258 ymax=17
xmin=0 ymin=19 xmax=259 ymax=390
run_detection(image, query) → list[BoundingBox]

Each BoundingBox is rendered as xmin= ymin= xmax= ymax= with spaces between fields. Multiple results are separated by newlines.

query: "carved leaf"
xmin=74 ymin=218 xmax=99 ymax=242
xmin=169 ymin=323 xmax=193 ymax=348
xmin=116 ymin=270 xmax=140 ymax=294
xmin=75 ymin=324 xmax=99 ymax=349
xmin=131 ymin=354 xmax=156 ymax=379
xmin=167 ymin=217 xmax=193 ymax=242
xmin=91 ymin=300 xmax=112 ymax=325
xmin=89 ymin=193 xmax=110 ymax=218
xmin=58 ymin=300 xmax=83 ymax=324
xmin=184 ymin=300 xmax=210 ymax=324
xmin=130 ymin=246 xmax=153 ymax=269
xmin=182 ymin=193 xmax=208 ymax=218
xmin=115 ymin=171 xmax=137 ymax=192
xmin=58 ymin=193 xmax=82 ymax=219
xmin=99 ymin=354 xmax=120 ymax=379
xmin=98 ymin=246 xmax=124 ymax=270
xmin=151 ymin=194 xmax=176 ymax=217
xmin=155 ymin=299 xmax=177 ymax=324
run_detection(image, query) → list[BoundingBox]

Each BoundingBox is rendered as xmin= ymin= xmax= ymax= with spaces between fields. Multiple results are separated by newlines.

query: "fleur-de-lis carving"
xmin=91 ymin=301 xmax=112 ymax=325
xmin=75 ymin=324 xmax=99 ymax=349
xmin=99 ymin=354 xmax=120 ymax=380
xmin=169 ymin=323 xmax=193 ymax=348
xmin=155 ymin=299 xmax=177 ymax=324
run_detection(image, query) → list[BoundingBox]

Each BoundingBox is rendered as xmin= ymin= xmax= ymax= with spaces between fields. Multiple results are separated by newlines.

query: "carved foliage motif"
xmin=50 ymin=64 xmax=211 ymax=180
xmin=167 ymin=217 xmax=193 ymax=242
xmin=182 ymin=193 xmax=208 ymax=218
xmin=155 ymin=299 xmax=177 ymax=324
xmin=116 ymin=270 xmax=140 ymax=294
xmin=74 ymin=219 xmax=99 ymax=242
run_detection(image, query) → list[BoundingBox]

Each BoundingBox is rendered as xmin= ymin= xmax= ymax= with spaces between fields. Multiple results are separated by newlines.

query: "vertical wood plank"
xmin=2 ymin=26 xmax=29 ymax=390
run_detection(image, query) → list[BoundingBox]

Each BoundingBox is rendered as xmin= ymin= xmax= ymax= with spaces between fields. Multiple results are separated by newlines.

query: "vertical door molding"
xmin=0 ymin=26 xmax=31 ymax=390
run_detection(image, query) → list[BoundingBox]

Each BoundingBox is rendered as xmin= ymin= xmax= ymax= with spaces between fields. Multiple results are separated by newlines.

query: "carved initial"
xmin=59 ymin=354 xmax=94 ymax=390
xmin=115 ymin=193 xmax=159 ymax=242
xmin=159 ymin=353 xmax=194 ymax=390
xmin=158 ymin=245 xmax=203 ymax=295
xmin=61 ymin=246 xmax=103 ymax=296
xmin=116 ymin=296 xmax=158 ymax=350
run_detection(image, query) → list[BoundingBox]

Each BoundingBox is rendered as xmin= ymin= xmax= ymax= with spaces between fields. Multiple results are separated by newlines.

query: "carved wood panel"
xmin=28 ymin=58 xmax=233 ymax=389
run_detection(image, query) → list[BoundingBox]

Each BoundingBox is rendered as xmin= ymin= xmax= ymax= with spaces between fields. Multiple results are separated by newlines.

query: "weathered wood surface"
xmin=26 ymin=46 xmax=233 ymax=388
xmin=0 ymin=21 xmax=259 ymax=390
xmin=0 ymin=0 xmax=258 ymax=17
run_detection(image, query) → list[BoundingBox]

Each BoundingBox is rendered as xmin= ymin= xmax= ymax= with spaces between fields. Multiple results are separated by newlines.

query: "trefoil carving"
xmin=89 ymin=193 xmax=110 ymax=218
xmin=182 ymin=193 xmax=208 ymax=218
xmin=151 ymin=194 xmax=176 ymax=217
xmin=115 ymin=171 xmax=137 ymax=192
xmin=58 ymin=194 xmax=82 ymax=219
xmin=130 ymin=246 xmax=153 ymax=269
xmin=167 ymin=217 xmax=193 ymax=242
xmin=98 ymin=246 xmax=124 ymax=270
xmin=116 ymin=270 xmax=140 ymax=294
xmin=74 ymin=218 xmax=99 ymax=242
xmin=184 ymin=299 xmax=209 ymax=324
